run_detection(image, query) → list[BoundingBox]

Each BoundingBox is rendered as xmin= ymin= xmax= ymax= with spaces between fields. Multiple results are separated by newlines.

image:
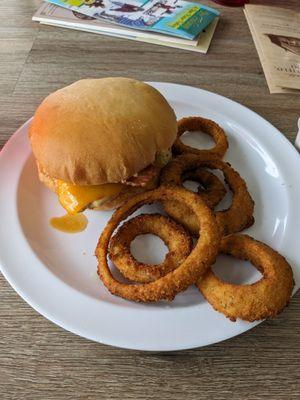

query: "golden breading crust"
xmin=95 ymin=186 xmax=221 ymax=302
xmin=109 ymin=214 xmax=193 ymax=283
xmin=173 ymin=116 xmax=228 ymax=159
xmin=197 ymin=234 xmax=294 ymax=322
xmin=183 ymin=169 xmax=226 ymax=208
xmin=159 ymin=169 xmax=226 ymax=236
xmin=161 ymin=154 xmax=255 ymax=236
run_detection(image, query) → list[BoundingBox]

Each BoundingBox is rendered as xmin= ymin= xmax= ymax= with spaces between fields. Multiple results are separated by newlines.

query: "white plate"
xmin=0 ymin=82 xmax=299 ymax=351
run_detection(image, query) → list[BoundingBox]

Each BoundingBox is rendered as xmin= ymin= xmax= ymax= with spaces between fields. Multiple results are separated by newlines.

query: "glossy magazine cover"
xmin=46 ymin=0 xmax=219 ymax=39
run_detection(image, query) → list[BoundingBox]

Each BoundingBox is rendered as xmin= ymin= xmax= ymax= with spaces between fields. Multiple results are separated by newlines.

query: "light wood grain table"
xmin=1 ymin=1 xmax=299 ymax=399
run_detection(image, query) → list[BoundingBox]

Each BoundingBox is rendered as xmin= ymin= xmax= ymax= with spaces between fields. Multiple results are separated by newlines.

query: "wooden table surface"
xmin=1 ymin=1 xmax=299 ymax=399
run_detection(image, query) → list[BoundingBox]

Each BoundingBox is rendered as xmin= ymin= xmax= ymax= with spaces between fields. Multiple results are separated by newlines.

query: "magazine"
xmin=33 ymin=3 xmax=219 ymax=53
xmin=45 ymin=0 xmax=219 ymax=40
xmin=245 ymin=5 xmax=300 ymax=94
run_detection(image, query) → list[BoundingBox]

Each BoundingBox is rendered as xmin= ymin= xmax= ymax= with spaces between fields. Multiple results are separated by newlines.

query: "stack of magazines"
xmin=33 ymin=0 xmax=220 ymax=53
xmin=245 ymin=4 xmax=300 ymax=94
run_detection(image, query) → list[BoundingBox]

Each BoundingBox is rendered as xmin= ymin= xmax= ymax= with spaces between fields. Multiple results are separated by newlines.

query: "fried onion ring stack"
xmin=95 ymin=115 xmax=294 ymax=323
xmin=160 ymin=154 xmax=255 ymax=236
xmin=109 ymin=214 xmax=193 ymax=283
xmin=96 ymin=186 xmax=220 ymax=302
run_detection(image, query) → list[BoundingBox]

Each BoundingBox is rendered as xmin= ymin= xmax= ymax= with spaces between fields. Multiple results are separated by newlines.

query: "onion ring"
xmin=197 ymin=234 xmax=294 ymax=322
xmin=183 ymin=169 xmax=226 ymax=208
xmin=95 ymin=186 xmax=221 ymax=302
xmin=109 ymin=214 xmax=193 ymax=283
xmin=173 ymin=116 xmax=228 ymax=159
xmin=160 ymin=154 xmax=255 ymax=236
xmin=160 ymin=169 xmax=226 ymax=238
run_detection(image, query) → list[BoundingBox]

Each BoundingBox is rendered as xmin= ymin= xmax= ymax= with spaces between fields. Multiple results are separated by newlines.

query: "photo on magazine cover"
xmin=47 ymin=0 xmax=219 ymax=39
xmin=266 ymin=34 xmax=300 ymax=57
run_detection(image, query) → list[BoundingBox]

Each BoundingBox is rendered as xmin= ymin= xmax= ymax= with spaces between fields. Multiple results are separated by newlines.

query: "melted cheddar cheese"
xmin=56 ymin=180 xmax=124 ymax=214
xmin=50 ymin=213 xmax=88 ymax=233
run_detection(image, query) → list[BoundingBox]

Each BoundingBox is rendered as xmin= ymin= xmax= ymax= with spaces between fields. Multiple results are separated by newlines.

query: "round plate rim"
xmin=0 ymin=82 xmax=299 ymax=351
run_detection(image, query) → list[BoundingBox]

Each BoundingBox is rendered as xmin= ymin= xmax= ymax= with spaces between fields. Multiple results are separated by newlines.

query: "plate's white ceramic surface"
xmin=0 ymin=82 xmax=299 ymax=351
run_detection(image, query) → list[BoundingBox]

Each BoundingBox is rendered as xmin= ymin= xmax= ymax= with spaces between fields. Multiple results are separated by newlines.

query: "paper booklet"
xmin=244 ymin=5 xmax=300 ymax=94
xmin=45 ymin=0 xmax=219 ymax=40
xmin=33 ymin=3 xmax=219 ymax=53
